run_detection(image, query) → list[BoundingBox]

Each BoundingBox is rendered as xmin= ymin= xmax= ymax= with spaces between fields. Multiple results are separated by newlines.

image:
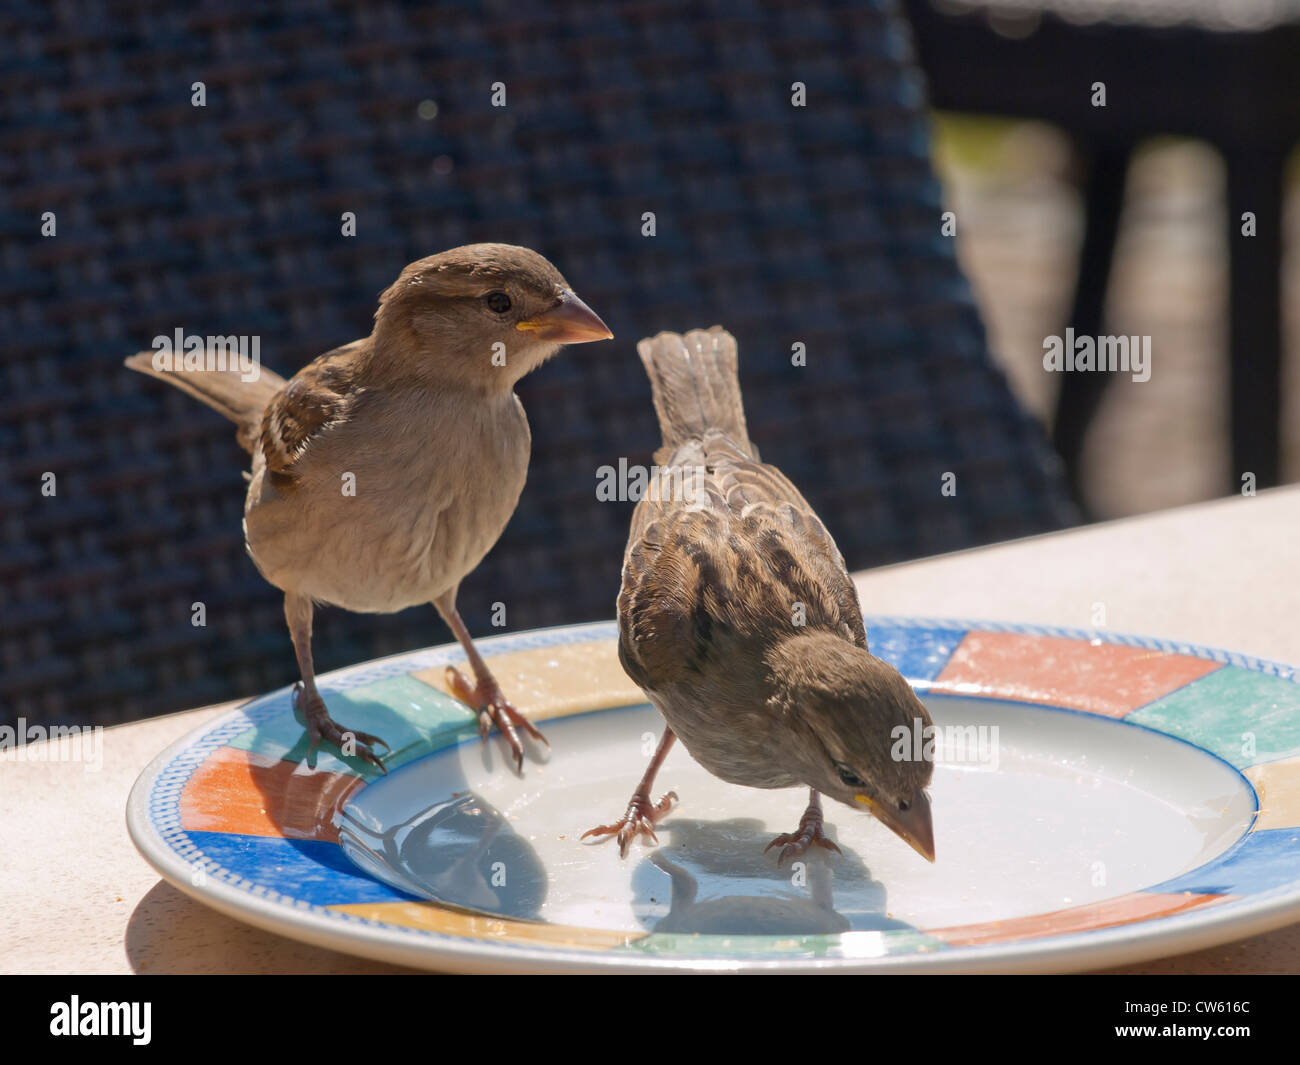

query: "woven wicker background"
xmin=0 ymin=0 xmax=1076 ymax=728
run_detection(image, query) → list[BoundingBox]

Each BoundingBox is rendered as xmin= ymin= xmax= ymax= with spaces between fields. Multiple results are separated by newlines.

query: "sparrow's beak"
xmin=855 ymin=788 xmax=935 ymax=863
xmin=516 ymin=291 xmax=612 ymax=344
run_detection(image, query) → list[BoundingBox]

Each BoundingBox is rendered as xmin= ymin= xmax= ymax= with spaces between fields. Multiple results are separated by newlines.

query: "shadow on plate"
xmin=629 ymin=816 xmax=917 ymax=935
xmin=337 ymin=791 xmax=548 ymax=920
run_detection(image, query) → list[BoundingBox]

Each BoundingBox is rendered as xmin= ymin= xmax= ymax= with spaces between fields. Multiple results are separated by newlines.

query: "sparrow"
xmin=584 ymin=327 xmax=935 ymax=864
xmin=126 ymin=244 xmax=612 ymax=772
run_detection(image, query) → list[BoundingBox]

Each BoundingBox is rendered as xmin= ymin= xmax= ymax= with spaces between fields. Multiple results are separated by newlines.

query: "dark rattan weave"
xmin=0 ymin=0 xmax=1076 ymax=727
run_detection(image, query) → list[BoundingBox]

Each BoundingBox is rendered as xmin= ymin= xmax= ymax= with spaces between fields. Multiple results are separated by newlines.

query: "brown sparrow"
xmin=127 ymin=244 xmax=612 ymax=772
xmin=585 ymin=327 xmax=935 ymax=864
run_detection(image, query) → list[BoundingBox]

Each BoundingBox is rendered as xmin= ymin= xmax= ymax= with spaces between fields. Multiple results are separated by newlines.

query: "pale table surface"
xmin=6 ymin=488 xmax=1299 ymax=974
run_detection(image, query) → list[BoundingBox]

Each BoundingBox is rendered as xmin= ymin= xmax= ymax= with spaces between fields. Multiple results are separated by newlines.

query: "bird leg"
xmin=434 ymin=595 xmax=548 ymax=773
xmin=583 ymin=728 xmax=679 ymax=857
xmin=284 ymin=593 xmax=389 ymax=772
xmin=765 ymin=789 xmax=842 ymax=866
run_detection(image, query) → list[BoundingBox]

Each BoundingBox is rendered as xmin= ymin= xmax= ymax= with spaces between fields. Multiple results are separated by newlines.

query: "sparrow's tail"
xmin=124 ymin=350 xmax=286 ymax=454
xmin=636 ymin=326 xmax=753 ymax=459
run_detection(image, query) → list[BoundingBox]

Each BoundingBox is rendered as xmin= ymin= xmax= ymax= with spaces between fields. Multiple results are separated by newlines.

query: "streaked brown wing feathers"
xmin=260 ymin=341 xmax=365 ymax=475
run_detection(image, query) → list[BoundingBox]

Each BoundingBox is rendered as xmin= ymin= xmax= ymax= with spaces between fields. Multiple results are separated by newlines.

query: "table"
xmin=6 ymin=487 xmax=1299 ymax=973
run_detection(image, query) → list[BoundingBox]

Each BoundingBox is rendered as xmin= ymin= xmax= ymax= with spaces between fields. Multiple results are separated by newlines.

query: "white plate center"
xmin=337 ymin=697 xmax=1255 ymax=935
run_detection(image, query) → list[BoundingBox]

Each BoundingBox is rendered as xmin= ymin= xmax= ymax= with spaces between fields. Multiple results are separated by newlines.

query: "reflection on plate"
xmin=127 ymin=620 xmax=1300 ymax=972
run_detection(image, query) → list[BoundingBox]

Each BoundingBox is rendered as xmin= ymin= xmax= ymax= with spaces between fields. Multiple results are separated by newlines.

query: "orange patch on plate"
xmin=180 ymin=746 xmax=363 ymax=842
xmin=931 ymin=632 xmax=1222 ymax=717
xmin=927 ymin=891 xmax=1229 ymax=947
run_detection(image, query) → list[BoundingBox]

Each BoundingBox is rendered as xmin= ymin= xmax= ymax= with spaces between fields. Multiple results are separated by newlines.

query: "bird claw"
xmin=582 ymin=790 xmax=679 ymax=858
xmin=765 ymin=811 xmax=842 ymax=867
xmin=444 ymin=666 xmax=548 ymax=774
xmin=294 ymin=681 xmax=389 ymax=773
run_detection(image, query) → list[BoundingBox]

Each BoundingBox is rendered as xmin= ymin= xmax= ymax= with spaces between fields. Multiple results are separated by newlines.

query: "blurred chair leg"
xmin=1051 ymin=140 xmax=1134 ymax=516
xmin=1225 ymin=148 xmax=1285 ymax=493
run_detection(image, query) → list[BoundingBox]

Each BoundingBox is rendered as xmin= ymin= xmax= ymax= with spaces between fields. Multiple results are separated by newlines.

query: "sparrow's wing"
xmin=619 ymin=435 xmax=866 ymax=691
xmin=260 ymin=339 xmax=367 ymax=476
xmin=702 ymin=430 xmax=867 ymax=650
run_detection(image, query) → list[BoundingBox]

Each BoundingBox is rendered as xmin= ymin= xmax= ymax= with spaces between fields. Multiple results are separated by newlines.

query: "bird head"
xmin=765 ymin=631 xmax=936 ymax=862
xmin=373 ymin=243 xmax=612 ymax=388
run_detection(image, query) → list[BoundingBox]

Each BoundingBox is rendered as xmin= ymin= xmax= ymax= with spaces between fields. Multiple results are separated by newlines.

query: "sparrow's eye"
xmin=485 ymin=291 xmax=512 ymax=314
xmin=898 ymin=798 xmax=911 ymax=812
xmin=835 ymin=762 xmax=866 ymax=789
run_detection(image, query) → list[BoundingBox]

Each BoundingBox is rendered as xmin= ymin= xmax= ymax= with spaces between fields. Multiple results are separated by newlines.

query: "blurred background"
xmin=936 ymin=122 xmax=1300 ymax=516
xmin=1 ymin=0 xmax=1295 ymax=729
xmin=913 ymin=0 xmax=1300 ymax=517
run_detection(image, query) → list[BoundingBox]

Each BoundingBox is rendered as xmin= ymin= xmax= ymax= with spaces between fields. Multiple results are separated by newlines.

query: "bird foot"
xmin=765 ymin=804 xmax=842 ymax=866
xmin=444 ymin=665 xmax=549 ymax=773
xmin=582 ymin=790 xmax=679 ymax=858
xmin=294 ymin=682 xmax=389 ymax=773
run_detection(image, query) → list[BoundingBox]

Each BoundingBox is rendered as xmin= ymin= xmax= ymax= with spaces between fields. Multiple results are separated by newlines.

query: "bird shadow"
xmin=231 ymin=689 xmax=549 ymax=920
xmin=336 ymin=789 xmax=549 ymax=920
xmin=630 ymin=816 xmax=916 ymax=935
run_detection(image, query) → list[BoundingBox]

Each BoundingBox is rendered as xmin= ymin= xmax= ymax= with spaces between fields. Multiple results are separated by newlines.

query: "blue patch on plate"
xmin=1145 ymin=828 xmax=1300 ymax=896
xmin=864 ymin=624 xmax=968 ymax=685
xmin=186 ymin=831 xmax=421 ymax=906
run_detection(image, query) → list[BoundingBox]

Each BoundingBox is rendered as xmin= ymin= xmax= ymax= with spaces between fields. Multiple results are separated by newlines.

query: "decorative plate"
xmin=127 ymin=619 xmax=1300 ymax=972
